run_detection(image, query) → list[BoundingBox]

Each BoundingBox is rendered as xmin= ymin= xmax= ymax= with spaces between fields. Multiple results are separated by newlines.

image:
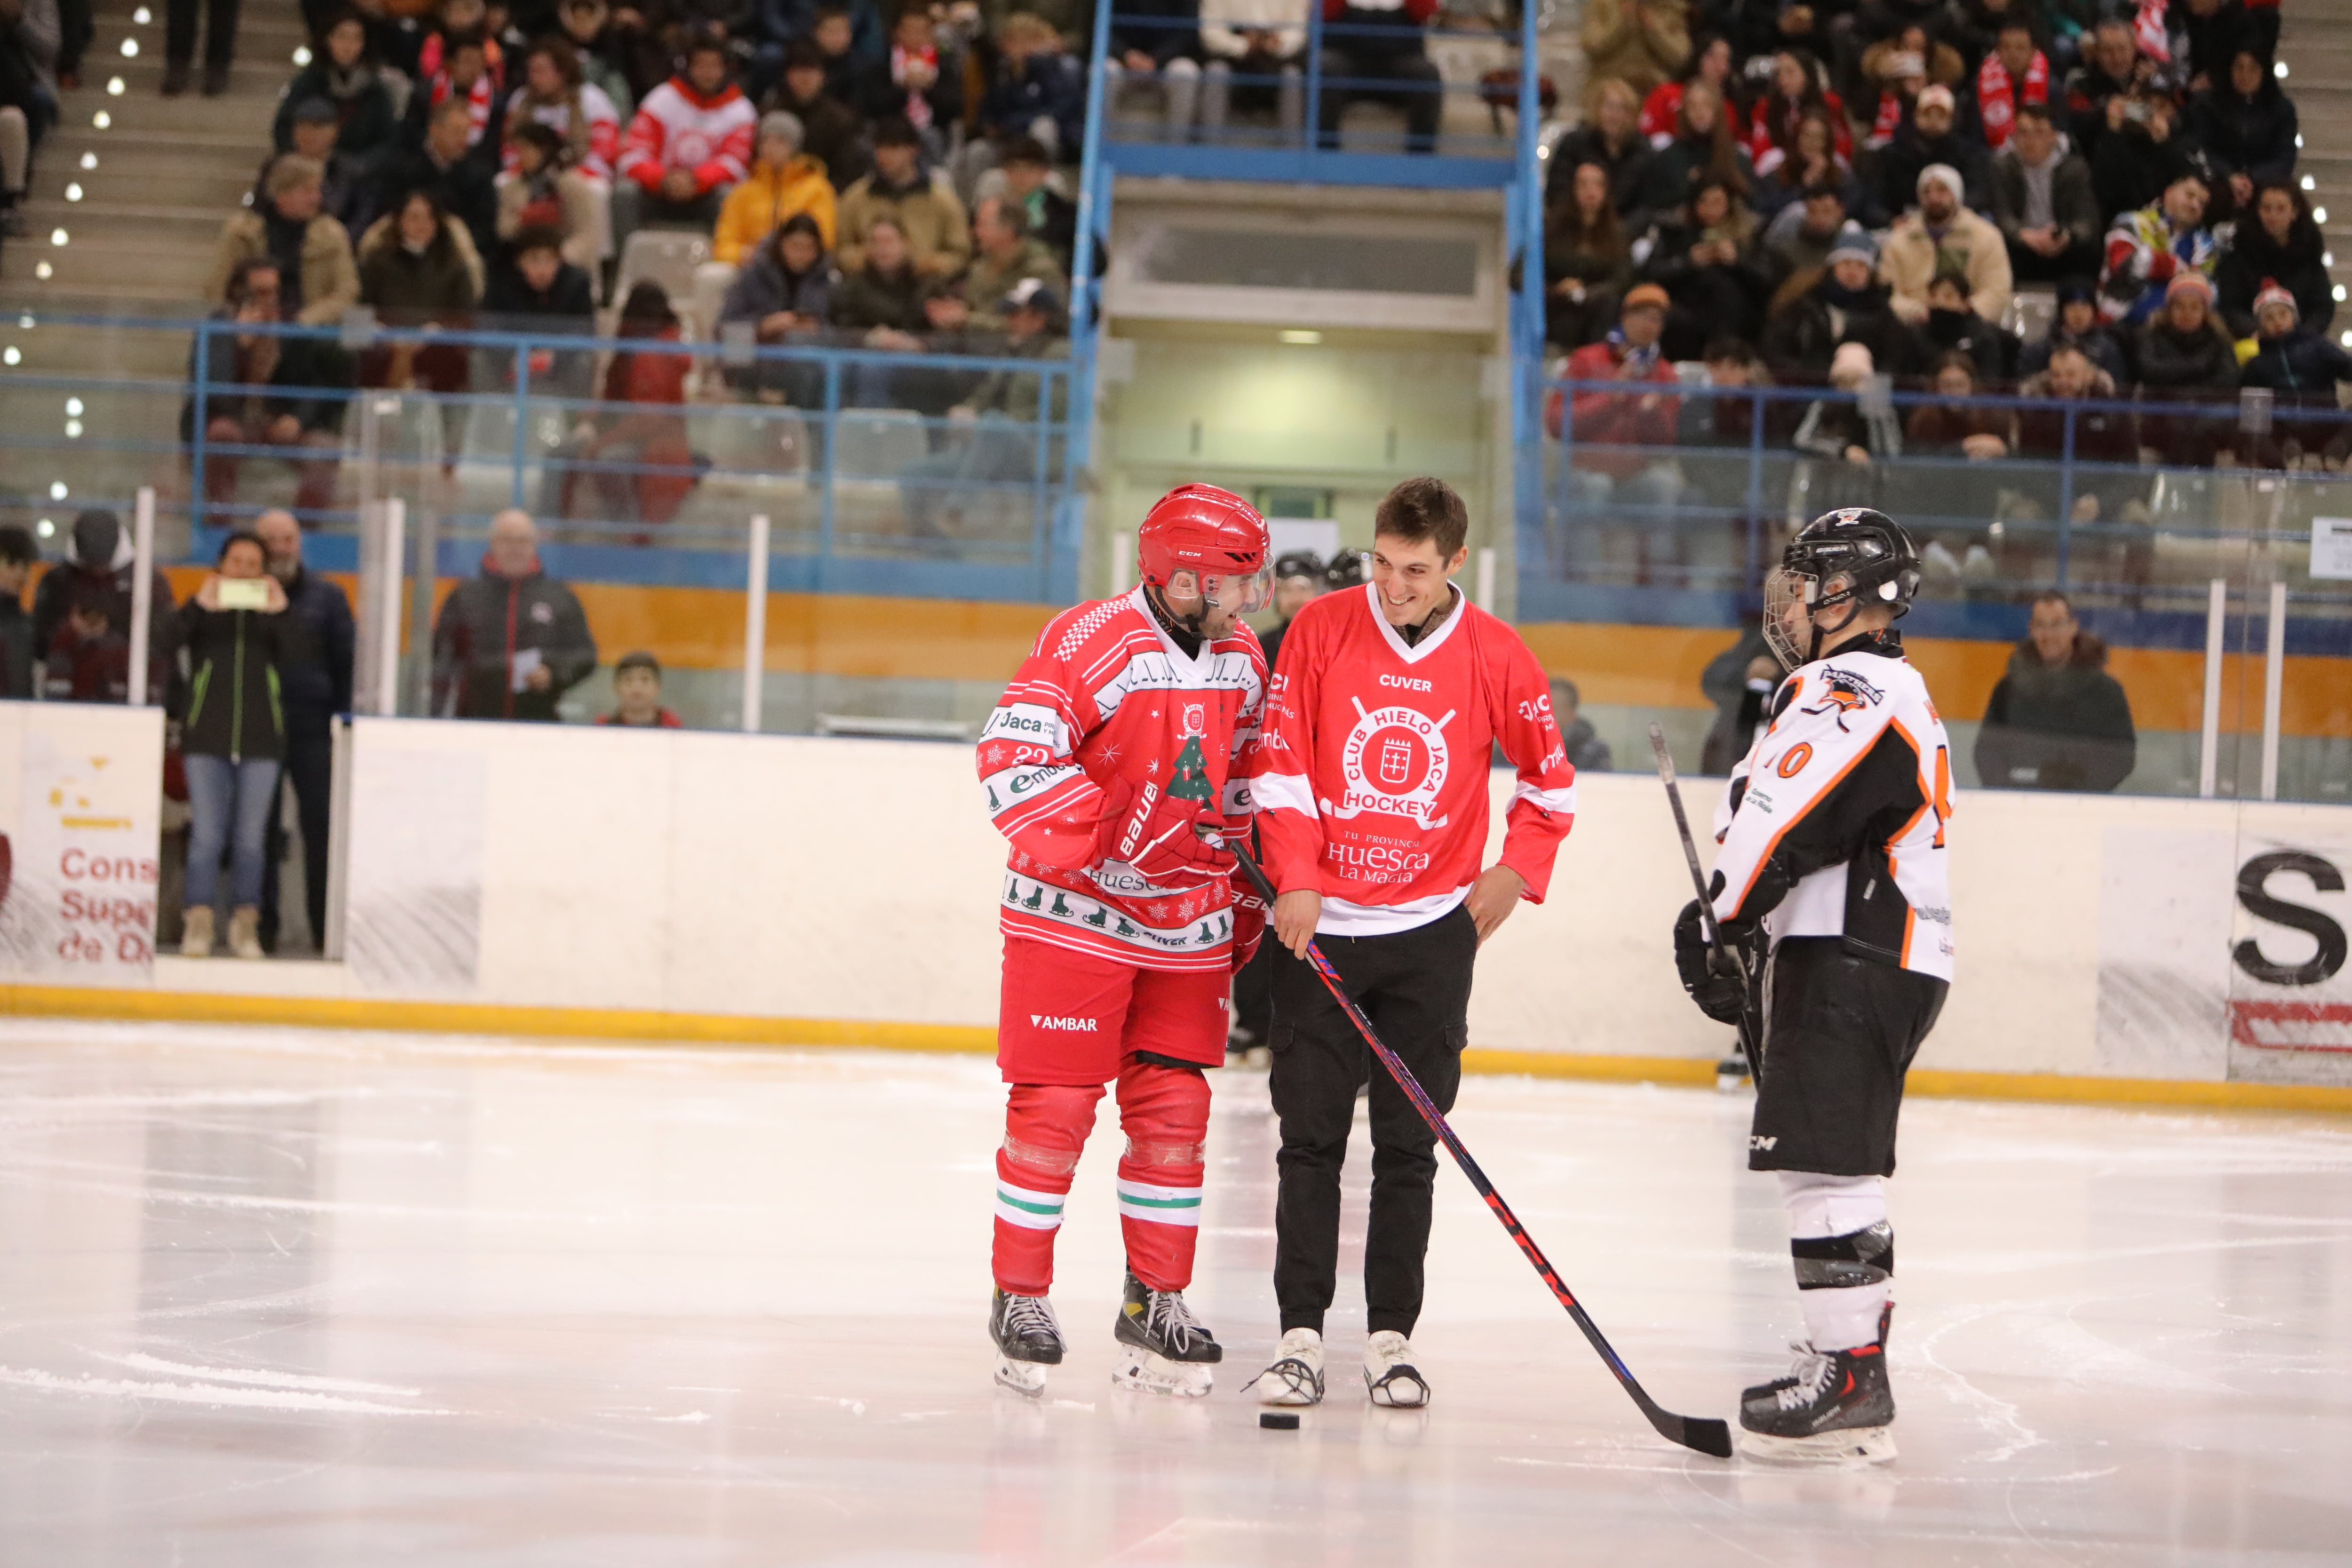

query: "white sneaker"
xmin=1364 ymin=1330 xmax=1430 ymax=1408
xmin=1246 ymin=1327 xmax=1325 ymax=1406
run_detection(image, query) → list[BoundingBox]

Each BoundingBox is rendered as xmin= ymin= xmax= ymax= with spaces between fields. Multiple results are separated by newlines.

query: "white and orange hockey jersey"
xmin=1254 ymin=582 xmax=1577 ymax=935
xmin=1710 ymin=633 xmax=1955 ymax=979
xmin=978 ymin=588 xmax=1266 ymax=973
xmin=618 ymin=77 xmax=756 ymax=195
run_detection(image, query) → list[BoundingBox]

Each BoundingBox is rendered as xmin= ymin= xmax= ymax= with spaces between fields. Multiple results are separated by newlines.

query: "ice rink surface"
xmin=0 ymin=1021 xmax=2348 ymax=1566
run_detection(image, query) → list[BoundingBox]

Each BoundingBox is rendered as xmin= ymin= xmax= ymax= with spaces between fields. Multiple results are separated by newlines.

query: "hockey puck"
xmin=1259 ymin=1411 xmax=1301 ymax=1430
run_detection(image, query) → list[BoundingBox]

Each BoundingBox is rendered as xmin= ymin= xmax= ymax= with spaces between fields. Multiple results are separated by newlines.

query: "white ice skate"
xmin=1363 ymin=1330 xmax=1430 ymax=1409
xmin=1109 ymin=1271 xmax=1220 ymax=1398
xmin=1244 ymin=1327 xmax=1326 ymax=1407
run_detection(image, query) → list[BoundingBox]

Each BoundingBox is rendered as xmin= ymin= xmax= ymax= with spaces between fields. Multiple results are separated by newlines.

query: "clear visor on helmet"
xmin=1167 ymin=565 xmax=1272 ymax=618
xmin=1761 ymin=566 xmax=1816 ymax=671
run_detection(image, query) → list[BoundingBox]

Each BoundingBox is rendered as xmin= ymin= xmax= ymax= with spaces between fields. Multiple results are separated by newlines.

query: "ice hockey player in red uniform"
xmin=1245 ymin=477 xmax=1579 ymax=1410
xmin=978 ymin=484 xmax=1271 ymax=1397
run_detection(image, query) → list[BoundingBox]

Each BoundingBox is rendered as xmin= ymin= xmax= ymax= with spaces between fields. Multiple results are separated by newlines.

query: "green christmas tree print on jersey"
xmin=1165 ymin=735 xmax=1215 ymax=806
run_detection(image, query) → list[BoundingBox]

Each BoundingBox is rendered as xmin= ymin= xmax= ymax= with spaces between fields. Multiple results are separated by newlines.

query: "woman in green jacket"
xmin=176 ymin=531 xmax=303 ymax=959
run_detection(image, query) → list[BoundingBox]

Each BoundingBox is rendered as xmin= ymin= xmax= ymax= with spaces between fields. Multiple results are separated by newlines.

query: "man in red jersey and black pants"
xmin=1245 ymin=478 xmax=1578 ymax=1410
xmin=978 ymin=485 xmax=1272 ymax=1400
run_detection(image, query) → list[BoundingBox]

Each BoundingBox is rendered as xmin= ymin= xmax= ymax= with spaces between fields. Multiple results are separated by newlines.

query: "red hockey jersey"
xmin=1256 ymin=583 xmax=1577 ymax=936
xmin=979 ymin=587 xmax=1266 ymax=973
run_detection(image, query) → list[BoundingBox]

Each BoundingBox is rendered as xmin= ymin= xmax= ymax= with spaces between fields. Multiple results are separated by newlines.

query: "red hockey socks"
xmin=1113 ymin=1058 xmax=1210 ymax=1293
xmin=993 ymin=1082 xmax=1104 ymax=1295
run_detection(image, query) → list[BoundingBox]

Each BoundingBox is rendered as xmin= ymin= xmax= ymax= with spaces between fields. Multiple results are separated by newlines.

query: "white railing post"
xmin=127 ymin=486 xmax=155 ymax=706
xmin=1475 ymin=545 xmax=1496 ymax=610
xmin=376 ymin=498 xmax=405 ymax=718
xmin=2260 ymin=578 xmax=2286 ymax=802
xmin=742 ymin=513 xmax=770 ymax=734
xmin=2198 ymin=576 xmax=2226 ymax=798
xmin=1111 ymin=530 xmax=1134 ymax=595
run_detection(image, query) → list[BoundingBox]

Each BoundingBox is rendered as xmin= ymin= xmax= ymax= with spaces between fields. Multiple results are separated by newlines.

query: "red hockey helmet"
xmin=1137 ymin=485 xmax=1271 ymax=618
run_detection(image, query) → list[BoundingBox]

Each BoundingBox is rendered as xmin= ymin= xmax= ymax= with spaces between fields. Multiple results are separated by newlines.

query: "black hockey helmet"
xmin=1323 ymin=550 xmax=1367 ymax=591
xmin=1764 ymin=507 xmax=1922 ymax=667
xmin=1273 ymin=549 xmax=1325 ymax=583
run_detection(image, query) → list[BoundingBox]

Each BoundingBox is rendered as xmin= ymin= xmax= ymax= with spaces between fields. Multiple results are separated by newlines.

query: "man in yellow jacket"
xmin=712 ymin=111 xmax=840 ymax=265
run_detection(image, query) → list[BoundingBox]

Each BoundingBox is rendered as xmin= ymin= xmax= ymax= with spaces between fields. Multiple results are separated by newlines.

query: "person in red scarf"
xmin=1748 ymin=48 xmax=1850 ymax=175
xmin=858 ymin=5 xmax=962 ymax=151
xmin=1977 ymin=18 xmax=2048 ymax=150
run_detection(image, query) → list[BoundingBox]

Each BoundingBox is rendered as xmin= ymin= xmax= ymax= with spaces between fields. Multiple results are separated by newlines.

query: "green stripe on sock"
xmin=997 ymin=1189 xmax=1064 ymax=1216
xmin=1119 ymin=1193 xmax=1201 ymax=1210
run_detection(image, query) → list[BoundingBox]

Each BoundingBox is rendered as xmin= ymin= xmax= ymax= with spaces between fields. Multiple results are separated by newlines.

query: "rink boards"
xmin=0 ymin=705 xmax=2346 ymax=1106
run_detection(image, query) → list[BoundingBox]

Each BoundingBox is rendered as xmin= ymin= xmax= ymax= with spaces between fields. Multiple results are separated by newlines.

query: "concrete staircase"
xmin=0 ymin=0 xmax=306 ymax=528
xmin=1 ymin=0 xmax=304 ymax=342
xmin=2280 ymin=2 xmax=2352 ymax=339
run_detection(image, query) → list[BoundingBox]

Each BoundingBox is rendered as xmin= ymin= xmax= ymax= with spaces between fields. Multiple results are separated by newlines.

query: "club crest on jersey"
xmin=1802 ymin=669 xmax=1884 ymax=732
xmin=1181 ymin=702 xmax=1206 ymax=736
xmin=1323 ymin=697 xmax=1455 ymax=828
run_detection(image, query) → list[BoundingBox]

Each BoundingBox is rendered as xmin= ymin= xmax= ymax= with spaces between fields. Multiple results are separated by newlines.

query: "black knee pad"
xmin=1791 ymin=1220 xmax=1894 ymax=1290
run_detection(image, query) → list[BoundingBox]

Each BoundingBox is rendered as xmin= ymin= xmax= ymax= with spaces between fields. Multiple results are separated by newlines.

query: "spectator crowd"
xmin=1551 ymin=0 xmax=2351 ymax=496
xmin=150 ymin=0 xmax=1151 ymax=529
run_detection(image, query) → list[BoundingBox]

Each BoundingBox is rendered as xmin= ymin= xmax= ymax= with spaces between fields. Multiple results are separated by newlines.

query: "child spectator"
xmin=836 ymin=114 xmax=969 ymax=279
xmin=613 ymin=28 xmax=756 ymax=247
xmin=45 ymin=587 xmax=129 ymax=704
xmin=2237 ymin=284 xmax=2352 ymax=466
xmin=713 ymin=109 xmax=838 ymax=263
xmin=2018 ymin=276 xmax=2128 ymax=381
xmin=1748 ymin=48 xmax=1848 ymax=174
xmin=1794 ymin=339 xmax=1901 ymax=469
xmin=2217 ymin=181 xmax=2332 ymax=338
xmin=597 ymin=650 xmax=686 ymax=726
xmin=1916 ymin=270 xmax=2015 ymax=385
xmin=478 ymin=225 xmax=599 ymax=398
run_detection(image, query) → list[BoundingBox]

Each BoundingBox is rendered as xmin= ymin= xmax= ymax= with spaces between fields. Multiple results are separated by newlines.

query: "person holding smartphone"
xmin=174 ymin=531 xmax=302 ymax=960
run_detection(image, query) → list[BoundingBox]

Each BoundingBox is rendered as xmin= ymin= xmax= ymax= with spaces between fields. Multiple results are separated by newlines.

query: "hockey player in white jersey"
xmin=1673 ymin=508 xmax=1953 ymax=1464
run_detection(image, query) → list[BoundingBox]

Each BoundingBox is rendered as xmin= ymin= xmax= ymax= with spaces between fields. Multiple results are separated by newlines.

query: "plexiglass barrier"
xmin=1534 ymin=377 xmax=2352 ymax=806
xmin=0 ymin=308 xmax=1081 ymax=735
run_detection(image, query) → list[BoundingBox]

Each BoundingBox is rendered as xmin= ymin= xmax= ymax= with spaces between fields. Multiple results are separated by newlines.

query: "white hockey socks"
xmin=1777 ymin=1171 xmax=1892 ymax=1353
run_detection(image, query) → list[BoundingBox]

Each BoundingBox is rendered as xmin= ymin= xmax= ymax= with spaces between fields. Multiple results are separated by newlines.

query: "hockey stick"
xmin=1647 ymin=725 xmax=1760 ymax=1071
xmin=1221 ymin=832 xmax=1733 ymax=1459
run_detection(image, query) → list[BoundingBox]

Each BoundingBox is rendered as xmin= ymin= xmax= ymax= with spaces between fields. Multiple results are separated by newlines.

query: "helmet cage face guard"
xmin=1763 ymin=516 xmax=1919 ymax=667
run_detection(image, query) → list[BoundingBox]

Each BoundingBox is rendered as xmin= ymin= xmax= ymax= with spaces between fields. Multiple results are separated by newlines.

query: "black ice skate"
xmin=1110 ymin=1270 xmax=1221 ymax=1397
xmin=991 ymin=1289 xmax=1063 ymax=1396
xmin=1738 ymin=1340 xmax=1896 ymax=1465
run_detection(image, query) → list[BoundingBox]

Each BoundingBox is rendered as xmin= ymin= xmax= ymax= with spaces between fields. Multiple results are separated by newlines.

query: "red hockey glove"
xmin=1093 ymin=777 xmax=1232 ymax=884
xmin=1229 ymin=881 xmax=1267 ymax=971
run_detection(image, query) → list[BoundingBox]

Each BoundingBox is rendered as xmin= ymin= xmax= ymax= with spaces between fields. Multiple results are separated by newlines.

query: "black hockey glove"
xmin=1674 ymin=900 xmax=1751 ymax=1026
